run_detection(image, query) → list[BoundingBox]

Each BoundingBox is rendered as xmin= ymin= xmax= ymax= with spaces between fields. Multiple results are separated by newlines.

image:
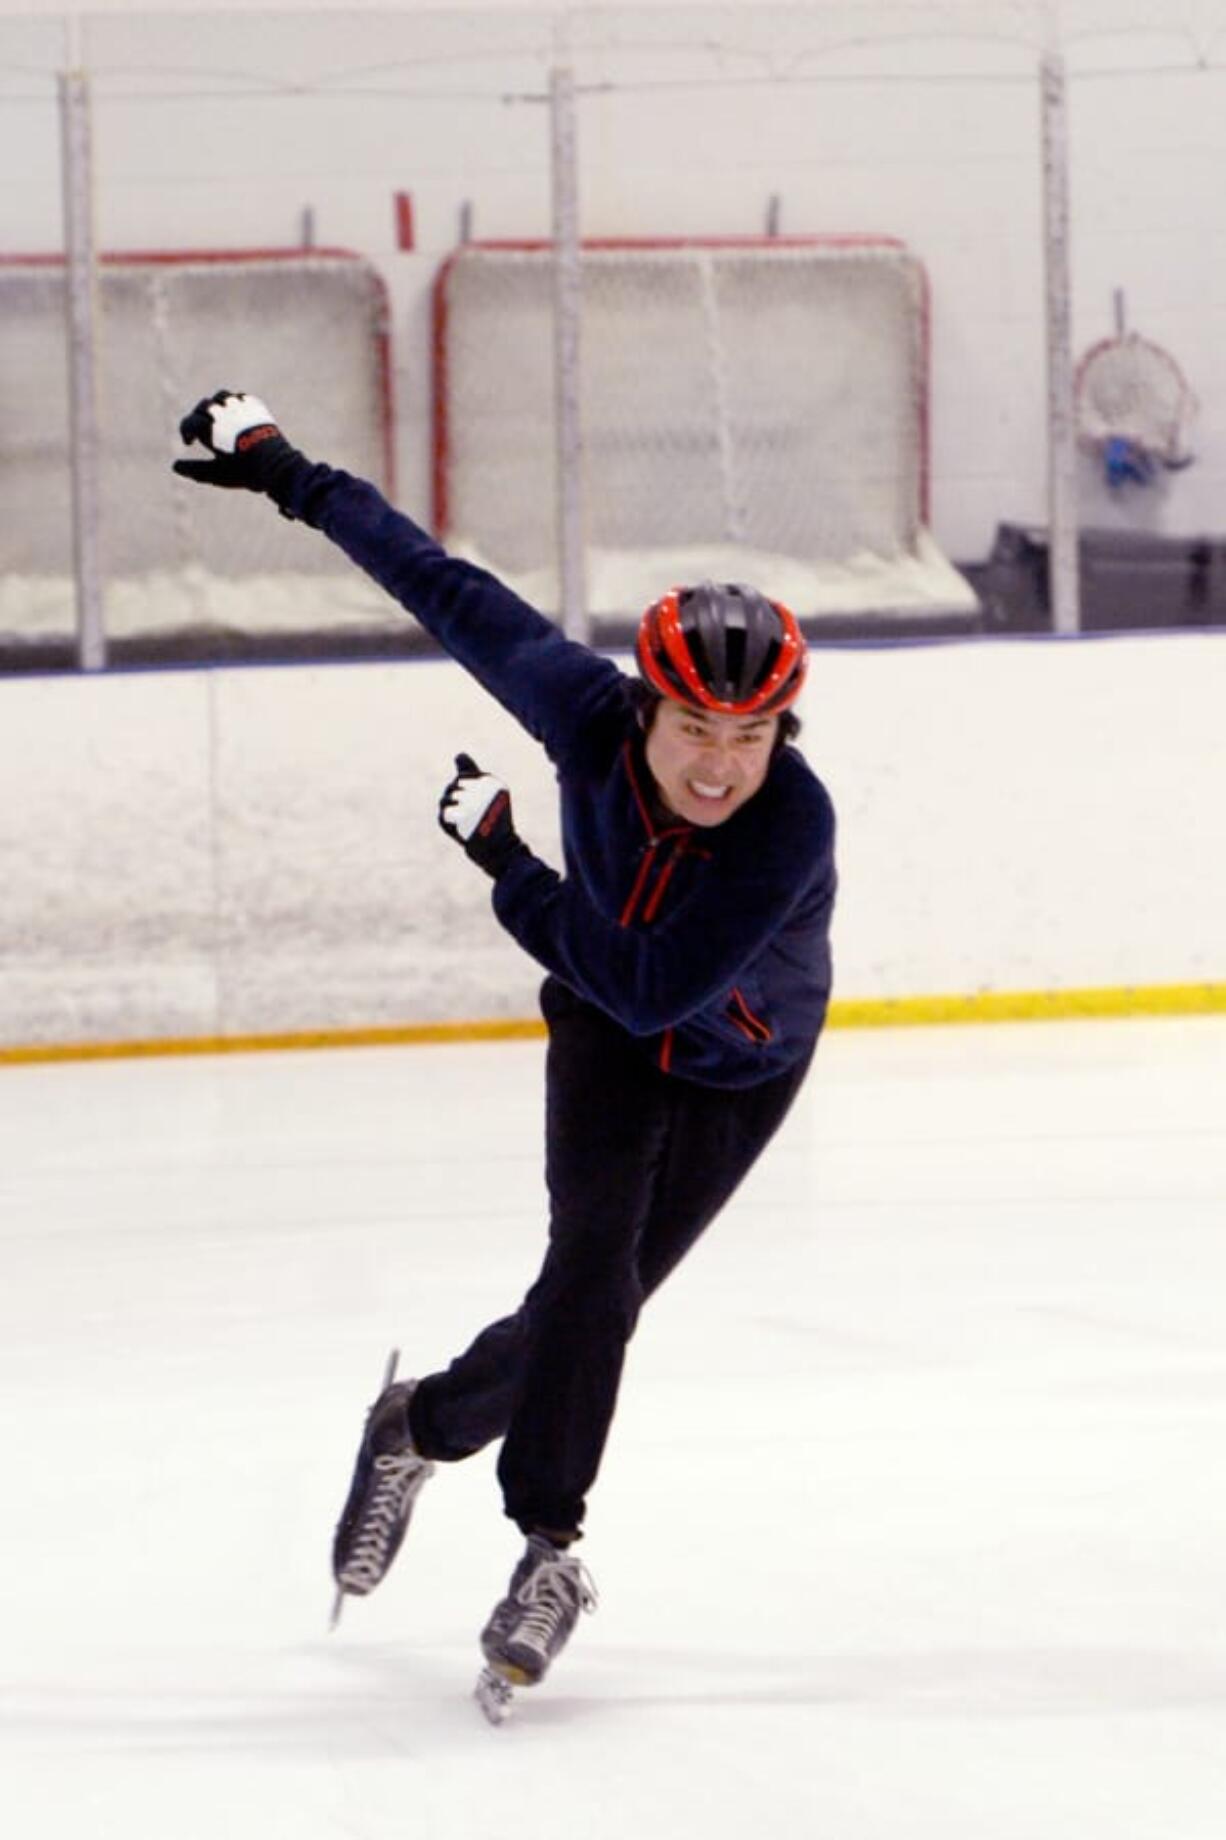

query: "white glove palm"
xmin=194 ymin=391 xmax=279 ymax=454
xmin=174 ymin=389 xmax=302 ymax=497
xmin=437 ymin=753 xmax=522 ymax=880
xmin=441 ymin=769 xmax=508 ymax=842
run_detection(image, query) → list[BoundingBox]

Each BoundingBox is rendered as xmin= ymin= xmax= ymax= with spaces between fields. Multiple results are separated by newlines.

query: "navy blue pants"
xmin=410 ymin=978 xmax=812 ymax=1537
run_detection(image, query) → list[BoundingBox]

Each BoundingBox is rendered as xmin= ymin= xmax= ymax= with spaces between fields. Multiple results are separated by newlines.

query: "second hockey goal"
xmin=432 ymin=235 xmax=975 ymax=623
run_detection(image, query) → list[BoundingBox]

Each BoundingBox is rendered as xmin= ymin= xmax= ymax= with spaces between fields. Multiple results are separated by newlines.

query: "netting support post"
xmin=1040 ymin=48 xmax=1080 ymax=637
xmin=59 ymin=28 xmax=106 ymax=672
xmin=549 ymin=60 xmax=588 ymax=642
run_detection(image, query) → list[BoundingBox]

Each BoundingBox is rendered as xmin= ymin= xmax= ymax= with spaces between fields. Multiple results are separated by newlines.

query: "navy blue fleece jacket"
xmin=285 ymin=465 xmax=837 ymax=1089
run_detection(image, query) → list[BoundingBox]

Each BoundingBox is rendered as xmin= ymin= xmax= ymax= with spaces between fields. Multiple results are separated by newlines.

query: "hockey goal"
xmin=432 ymin=235 xmax=976 ymax=622
xmin=0 ymin=248 xmax=392 ymax=588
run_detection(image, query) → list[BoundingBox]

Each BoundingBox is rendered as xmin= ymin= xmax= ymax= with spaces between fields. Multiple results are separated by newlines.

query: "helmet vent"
xmin=636 ymin=580 xmax=807 ymax=716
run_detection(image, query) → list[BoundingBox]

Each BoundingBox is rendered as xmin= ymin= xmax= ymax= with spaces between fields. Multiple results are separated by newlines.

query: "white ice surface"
xmin=2 ymin=1016 xmax=1225 ymax=1839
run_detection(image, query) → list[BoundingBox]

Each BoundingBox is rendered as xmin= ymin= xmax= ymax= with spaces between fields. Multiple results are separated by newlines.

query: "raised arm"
xmin=173 ymin=390 xmax=624 ymax=766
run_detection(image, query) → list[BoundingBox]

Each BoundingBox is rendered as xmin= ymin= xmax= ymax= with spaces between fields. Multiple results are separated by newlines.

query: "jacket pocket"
xmin=724 ymin=985 xmax=774 ymax=1045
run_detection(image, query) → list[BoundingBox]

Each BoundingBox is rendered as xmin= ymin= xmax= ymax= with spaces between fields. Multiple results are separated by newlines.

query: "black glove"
xmin=438 ymin=752 xmax=525 ymax=880
xmin=173 ymin=390 xmax=308 ymax=506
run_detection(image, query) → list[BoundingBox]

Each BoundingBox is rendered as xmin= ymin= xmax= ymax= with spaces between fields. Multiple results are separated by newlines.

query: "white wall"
xmin=3 ymin=6 xmax=1223 ymax=1049
xmin=2 ymin=631 xmax=1222 ymax=1050
xmin=4 ymin=3 xmax=1226 ymax=566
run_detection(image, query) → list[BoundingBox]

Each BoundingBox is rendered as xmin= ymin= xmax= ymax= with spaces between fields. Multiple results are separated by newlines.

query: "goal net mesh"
xmin=0 ymin=251 xmax=391 ymax=602
xmin=434 ymin=238 xmax=974 ymax=620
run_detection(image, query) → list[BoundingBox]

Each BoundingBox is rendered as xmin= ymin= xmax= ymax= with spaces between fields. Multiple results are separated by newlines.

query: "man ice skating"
xmin=174 ymin=390 xmax=837 ymax=1717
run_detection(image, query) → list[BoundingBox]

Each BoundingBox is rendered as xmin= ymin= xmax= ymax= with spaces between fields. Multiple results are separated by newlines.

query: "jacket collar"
xmin=622 ymin=736 xmax=694 ymax=843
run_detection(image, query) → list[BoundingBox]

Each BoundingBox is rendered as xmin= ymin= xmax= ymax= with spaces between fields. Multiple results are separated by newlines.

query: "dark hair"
xmin=628 ymin=679 xmax=801 ymax=754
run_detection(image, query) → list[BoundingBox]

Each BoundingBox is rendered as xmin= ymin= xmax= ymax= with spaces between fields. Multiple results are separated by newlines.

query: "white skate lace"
xmin=339 ymin=1452 xmax=433 ymax=1589
xmin=513 ymin=1553 xmax=599 ymax=1653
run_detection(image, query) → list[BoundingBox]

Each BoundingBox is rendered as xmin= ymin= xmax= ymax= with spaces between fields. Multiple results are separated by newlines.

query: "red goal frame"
xmin=0 ymin=244 xmax=397 ymax=496
xmin=430 ymin=234 xmax=931 ymax=542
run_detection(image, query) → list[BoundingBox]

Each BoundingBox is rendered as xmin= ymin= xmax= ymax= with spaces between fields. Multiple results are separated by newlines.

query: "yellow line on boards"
xmin=1 ymin=982 xmax=1224 ymax=1068
xmin=826 ymin=982 xmax=1226 ymax=1029
xmin=0 ymin=1018 xmax=547 ymax=1068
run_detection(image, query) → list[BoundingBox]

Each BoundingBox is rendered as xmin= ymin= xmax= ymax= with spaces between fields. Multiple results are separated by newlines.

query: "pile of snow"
xmin=0 ymin=532 xmax=977 ymax=646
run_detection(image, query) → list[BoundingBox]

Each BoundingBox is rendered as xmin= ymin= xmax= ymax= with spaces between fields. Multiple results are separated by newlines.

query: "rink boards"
xmin=2 ymin=632 xmax=1223 ymax=1056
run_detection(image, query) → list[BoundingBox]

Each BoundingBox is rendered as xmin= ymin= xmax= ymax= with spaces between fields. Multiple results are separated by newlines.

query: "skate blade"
xmin=329 ymin=1586 xmax=346 ymax=1631
xmin=475 ymin=1665 xmax=516 ymax=1724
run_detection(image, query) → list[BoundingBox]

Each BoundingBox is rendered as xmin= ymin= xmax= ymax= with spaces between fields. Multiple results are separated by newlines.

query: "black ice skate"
xmin=330 ymin=1349 xmax=435 ymax=1626
xmin=474 ymin=1534 xmax=598 ymax=1722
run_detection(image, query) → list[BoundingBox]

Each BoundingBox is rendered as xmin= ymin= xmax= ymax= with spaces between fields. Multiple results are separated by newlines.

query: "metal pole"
xmin=549 ymin=61 xmax=588 ymax=642
xmin=59 ymin=18 xmax=106 ymax=671
xmin=1040 ymin=49 xmax=1080 ymax=636
xmin=698 ymin=253 xmax=745 ymax=545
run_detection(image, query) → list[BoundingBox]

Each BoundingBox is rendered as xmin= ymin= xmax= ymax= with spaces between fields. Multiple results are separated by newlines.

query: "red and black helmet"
xmin=635 ymin=581 xmax=807 ymax=717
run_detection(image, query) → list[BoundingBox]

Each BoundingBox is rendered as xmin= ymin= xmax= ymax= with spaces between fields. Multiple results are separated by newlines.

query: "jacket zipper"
xmin=619 ymin=741 xmax=693 ymax=928
xmin=620 ymin=740 xmax=694 ymax=1072
xmin=618 ymin=841 xmax=658 ymax=927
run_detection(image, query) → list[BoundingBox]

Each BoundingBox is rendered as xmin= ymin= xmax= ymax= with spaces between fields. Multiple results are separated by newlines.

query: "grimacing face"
xmin=643 ymin=699 xmax=780 ymax=828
